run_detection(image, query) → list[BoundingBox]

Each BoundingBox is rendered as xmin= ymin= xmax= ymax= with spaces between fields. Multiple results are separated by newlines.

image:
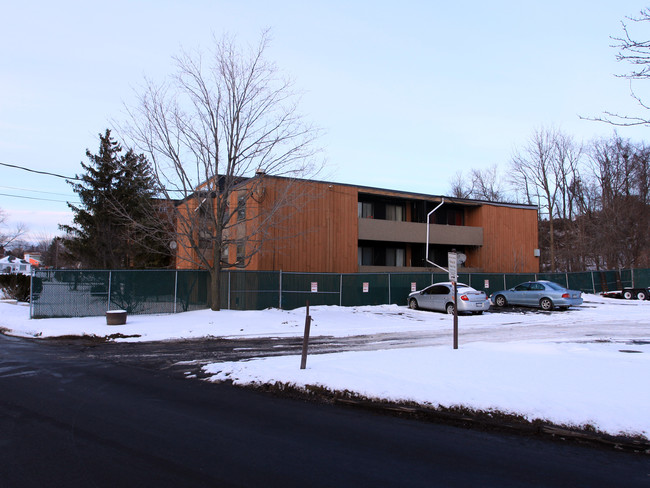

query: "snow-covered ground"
xmin=2 ymin=295 xmax=649 ymax=439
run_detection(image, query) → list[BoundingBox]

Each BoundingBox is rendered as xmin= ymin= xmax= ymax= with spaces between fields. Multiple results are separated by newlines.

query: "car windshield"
xmin=544 ymin=282 xmax=564 ymax=291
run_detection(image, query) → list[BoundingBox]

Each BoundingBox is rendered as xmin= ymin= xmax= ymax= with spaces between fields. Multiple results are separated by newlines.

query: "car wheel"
xmin=494 ymin=295 xmax=507 ymax=307
xmin=623 ymin=290 xmax=634 ymax=300
xmin=540 ymin=298 xmax=553 ymax=311
xmin=637 ymin=291 xmax=647 ymax=301
xmin=446 ymin=303 xmax=455 ymax=315
xmin=409 ymin=298 xmax=419 ymax=310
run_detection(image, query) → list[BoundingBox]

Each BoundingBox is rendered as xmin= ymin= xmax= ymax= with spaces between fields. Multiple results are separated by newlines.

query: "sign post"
xmin=448 ymin=251 xmax=459 ymax=350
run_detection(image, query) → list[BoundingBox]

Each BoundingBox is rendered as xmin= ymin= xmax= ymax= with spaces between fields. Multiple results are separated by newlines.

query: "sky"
xmin=2 ymin=0 xmax=650 ymax=242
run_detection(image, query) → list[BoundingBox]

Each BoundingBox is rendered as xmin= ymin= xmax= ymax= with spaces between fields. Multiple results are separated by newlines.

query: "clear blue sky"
xmin=1 ymin=0 xmax=649 ymax=242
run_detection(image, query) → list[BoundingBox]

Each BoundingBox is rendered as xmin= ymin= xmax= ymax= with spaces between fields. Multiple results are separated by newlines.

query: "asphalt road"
xmin=1 ymin=333 xmax=648 ymax=487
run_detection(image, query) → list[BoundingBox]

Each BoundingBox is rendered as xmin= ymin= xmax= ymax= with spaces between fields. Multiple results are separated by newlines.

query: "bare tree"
xmin=448 ymin=165 xmax=508 ymax=201
xmin=510 ymin=128 xmax=561 ymax=271
xmin=0 ymin=209 xmax=28 ymax=252
xmin=587 ymin=9 xmax=650 ymax=126
xmin=469 ymin=164 xmax=506 ymax=201
xmin=588 ymin=135 xmax=650 ymax=268
xmin=448 ymin=171 xmax=472 ymax=198
xmin=124 ymin=32 xmax=321 ymax=310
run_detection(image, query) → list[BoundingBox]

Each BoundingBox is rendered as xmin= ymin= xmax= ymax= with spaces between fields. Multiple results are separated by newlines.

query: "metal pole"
xmin=173 ymin=270 xmax=178 ymax=314
xmin=387 ymin=273 xmax=391 ymax=304
xmin=300 ymin=300 xmax=311 ymax=369
xmin=228 ymin=271 xmax=231 ymax=310
xmin=425 ymin=198 xmax=446 ymax=270
xmin=279 ymin=270 xmax=283 ymax=309
xmin=107 ymin=271 xmax=112 ymax=311
xmin=339 ymin=274 xmax=343 ymax=306
xmin=591 ymin=271 xmax=596 ymax=294
xmin=29 ymin=269 xmax=34 ymax=319
xmin=565 ymin=272 xmax=569 ymax=288
xmin=453 ymin=280 xmax=458 ymax=350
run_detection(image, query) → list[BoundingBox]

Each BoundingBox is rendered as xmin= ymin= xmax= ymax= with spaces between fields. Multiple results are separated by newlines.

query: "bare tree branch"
xmin=584 ymin=9 xmax=650 ymax=126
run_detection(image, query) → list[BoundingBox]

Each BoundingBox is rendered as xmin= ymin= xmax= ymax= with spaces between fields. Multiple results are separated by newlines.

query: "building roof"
xmin=188 ymin=173 xmax=538 ymax=211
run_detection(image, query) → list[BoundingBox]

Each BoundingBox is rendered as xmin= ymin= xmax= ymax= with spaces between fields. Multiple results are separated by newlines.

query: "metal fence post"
xmin=279 ymin=270 xmax=283 ymax=309
xmin=173 ymin=270 xmax=178 ymax=314
xmin=503 ymin=274 xmax=507 ymax=290
xmin=339 ymin=274 xmax=343 ymax=306
xmin=387 ymin=273 xmax=391 ymax=304
xmin=228 ymin=271 xmax=231 ymax=310
xmin=591 ymin=271 xmax=596 ymax=294
xmin=107 ymin=270 xmax=112 ymax=311
xmin=29 ymin=269 xmax=34 ymax=319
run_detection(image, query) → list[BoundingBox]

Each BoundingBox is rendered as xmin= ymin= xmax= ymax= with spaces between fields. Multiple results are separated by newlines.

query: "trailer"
xmin=601 ymin=287 xmax=649 ymax=300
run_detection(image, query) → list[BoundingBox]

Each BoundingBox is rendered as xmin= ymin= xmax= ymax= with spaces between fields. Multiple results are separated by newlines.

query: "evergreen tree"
xmin=61 ymin=129 xmax=170 ymax=269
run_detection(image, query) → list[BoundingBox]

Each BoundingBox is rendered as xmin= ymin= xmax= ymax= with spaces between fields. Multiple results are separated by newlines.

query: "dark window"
xmin=358 ymin=243 xmax=405 ymax=267
xmin=236 ymin=241 xmax=245 ymax=267
xmin=358 ymin=197 xmax=405 ymax=221
xmin=358 ymin=202 xmax=374 ymax=218
xmin=198 ymin=231 xmax=213 ymax=249
xmin=237 ymin=192 xmax=246 ymax=222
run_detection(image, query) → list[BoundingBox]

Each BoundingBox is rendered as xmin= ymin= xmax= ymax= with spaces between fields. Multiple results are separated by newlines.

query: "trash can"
xmin=106 ymin=310 xmax=127 ymax=326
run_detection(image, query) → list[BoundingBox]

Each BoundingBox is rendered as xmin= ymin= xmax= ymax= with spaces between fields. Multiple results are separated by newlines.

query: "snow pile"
xmin=205 ymin=340 xmax=650 ymax=438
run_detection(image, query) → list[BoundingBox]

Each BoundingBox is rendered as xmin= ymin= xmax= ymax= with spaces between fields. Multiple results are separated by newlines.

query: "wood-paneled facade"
xmin=176 ymin=176 xmax=539 ymax=274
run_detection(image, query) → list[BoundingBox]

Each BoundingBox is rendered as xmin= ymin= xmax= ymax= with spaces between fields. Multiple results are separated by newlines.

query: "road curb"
xmin=250 ymin=382 xmax=650 ymax=455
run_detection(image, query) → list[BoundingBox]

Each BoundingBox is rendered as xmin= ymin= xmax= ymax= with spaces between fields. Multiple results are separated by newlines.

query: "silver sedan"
xmin=408 ymin=282 xmax=491 ymax=315
xmin=491 ymin=280 xmax=583 ymax=311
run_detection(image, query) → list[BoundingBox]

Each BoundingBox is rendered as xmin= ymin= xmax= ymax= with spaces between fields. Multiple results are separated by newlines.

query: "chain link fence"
xmin=30 ymin=268 xmax=650 ymax=318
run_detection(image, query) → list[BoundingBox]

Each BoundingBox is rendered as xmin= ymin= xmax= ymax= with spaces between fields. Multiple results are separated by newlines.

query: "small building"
xmin=0 ymin=255 xmax=33 ymax=275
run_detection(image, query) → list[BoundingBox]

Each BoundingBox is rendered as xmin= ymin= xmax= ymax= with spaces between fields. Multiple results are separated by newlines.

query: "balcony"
xmin=358 ymin=218 xmax=483 ymax=246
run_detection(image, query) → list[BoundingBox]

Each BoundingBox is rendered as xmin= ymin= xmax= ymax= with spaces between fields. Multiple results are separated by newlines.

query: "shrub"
xmin=0 ymin=274 xmax=41 ymax=302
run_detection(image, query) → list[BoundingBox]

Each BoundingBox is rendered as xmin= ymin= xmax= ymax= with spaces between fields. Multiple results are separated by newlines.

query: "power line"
xmin=0 ymin=185 xmax=75 ymax=197
xmin=0 ymin=161 xmax=80 ymax=180
xmin=0 ymin=192 xmax=78 ymax=204
xmin=1 ymin=160 xmax=188 ymax=195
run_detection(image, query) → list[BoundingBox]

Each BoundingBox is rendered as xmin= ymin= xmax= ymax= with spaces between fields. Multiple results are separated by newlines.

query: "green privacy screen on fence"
xmin=30 ymin=268 xmax=650 ymax=318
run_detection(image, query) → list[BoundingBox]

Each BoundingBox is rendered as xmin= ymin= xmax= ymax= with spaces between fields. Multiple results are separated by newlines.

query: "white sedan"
xmin=408 ymin=282 xmax=491 ymax=315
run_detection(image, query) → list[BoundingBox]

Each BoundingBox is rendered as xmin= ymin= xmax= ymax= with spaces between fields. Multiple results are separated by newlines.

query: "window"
xmin=358 ymin=244 xmax=405 ymax=267
xmin=237 ymin=191 xmax=247 ymax=222
xmin=424 ymin=285 xmax=450 ymax=295
xmin=385 ymin=204 xmax=405 ymax=222
xmin=236 ymin=241 xmax=245 ymax=267
xmin=221 ymin=244 xmax=229 ymax=262
xmin=385 ymin=247 xmax=405 ymax=266
xmin=358 ymin=246 xmax=373 ymax=266
xmin=198 ymin=231 xmax=213 ymax=249
xmin=358 ymin=202 xmax=373 ymax=218
xmin=358 ymin=200 xmax=405 ymax=221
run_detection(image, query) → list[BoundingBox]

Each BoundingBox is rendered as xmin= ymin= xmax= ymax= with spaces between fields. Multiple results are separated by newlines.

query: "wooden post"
xmin=300 ymin=301 xmax=311 ymax=369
